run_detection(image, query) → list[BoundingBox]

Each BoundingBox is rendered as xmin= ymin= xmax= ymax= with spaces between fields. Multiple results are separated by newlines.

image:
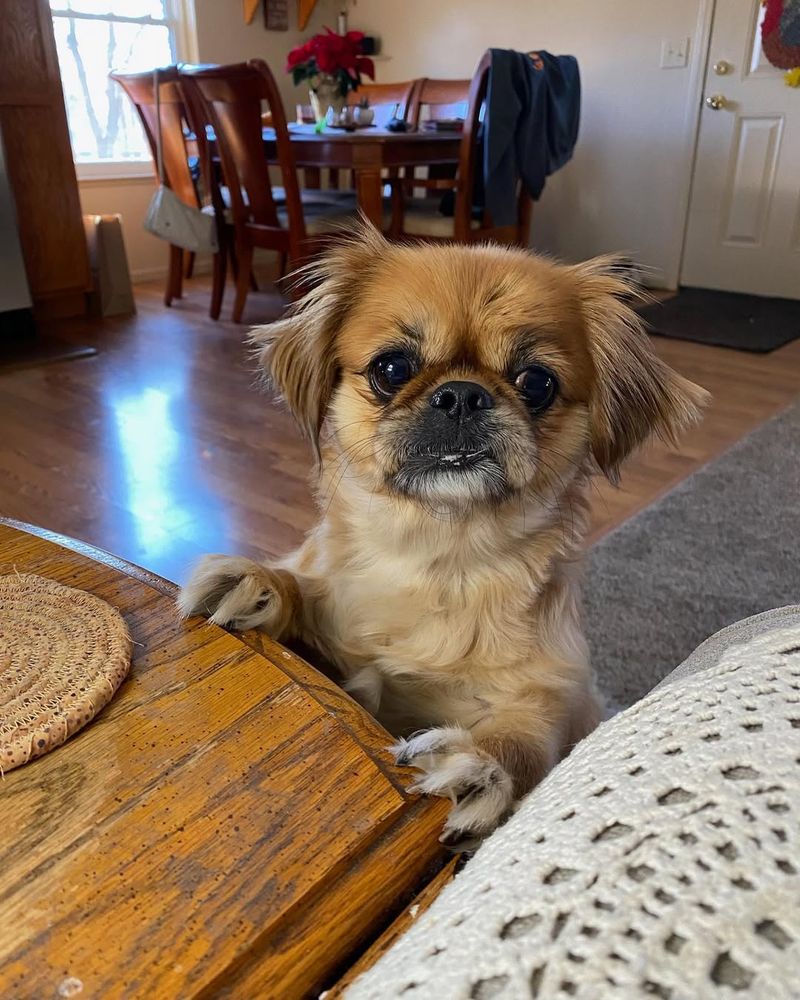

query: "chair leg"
xmin=184 ymin=250 xmax=195 ymax=279
xmin=278 ymin=252 xmax=288 ymax=278
xmin=165 ymin=244 xmax=183 ymax=307
xmin=232 ymin=242 xmax=253 ymax=324
xmin=209 ymin=246 xmax=227 ymax=321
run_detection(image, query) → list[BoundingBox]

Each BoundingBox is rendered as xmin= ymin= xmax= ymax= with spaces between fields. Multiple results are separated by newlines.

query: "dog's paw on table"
xmin=177 ymin=554 xmax=295 ymax=634
xmin=390 ymin=726 xmax=514 ymax=851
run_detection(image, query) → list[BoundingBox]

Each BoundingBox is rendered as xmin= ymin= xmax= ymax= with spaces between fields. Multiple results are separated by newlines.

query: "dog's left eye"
xmin=514 ymin=365 xmax=559 ymax=413
xmin=369 ymin=351 xmax=415 ymax=399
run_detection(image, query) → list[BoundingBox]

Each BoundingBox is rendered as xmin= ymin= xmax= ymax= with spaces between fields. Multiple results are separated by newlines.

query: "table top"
xmin=269 ymin=123 xmax=462 ymax=173
xmin=282 ymin=122 xmax=463 ymax=144
xmin=0 ymin=519 xmax=447 ymax=1000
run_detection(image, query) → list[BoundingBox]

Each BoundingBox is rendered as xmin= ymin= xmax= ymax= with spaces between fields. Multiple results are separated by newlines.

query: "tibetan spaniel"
xmin=178 ymin=224 xmax=708 ymax=848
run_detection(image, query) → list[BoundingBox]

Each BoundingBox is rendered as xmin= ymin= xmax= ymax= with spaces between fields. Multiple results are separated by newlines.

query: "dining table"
xmin=265 ymin=123 xmax=463 ymax=226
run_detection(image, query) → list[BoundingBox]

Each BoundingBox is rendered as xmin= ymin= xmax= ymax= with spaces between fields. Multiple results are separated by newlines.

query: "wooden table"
xmin=273 ymin=124 xmax=462 ymax=226
xmin=0 ymin=519 xmax=448 ymax=999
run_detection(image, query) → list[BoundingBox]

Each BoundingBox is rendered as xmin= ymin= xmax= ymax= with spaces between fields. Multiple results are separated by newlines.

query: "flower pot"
xmin=354 ymin=105 xmax=375 ymax=127
xmin=309 ymin=77 xmax=345 ymax=130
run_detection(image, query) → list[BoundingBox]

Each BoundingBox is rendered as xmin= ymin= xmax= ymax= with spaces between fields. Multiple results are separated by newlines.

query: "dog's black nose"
xmin=429 ymin=381 xmax=494 ymax=419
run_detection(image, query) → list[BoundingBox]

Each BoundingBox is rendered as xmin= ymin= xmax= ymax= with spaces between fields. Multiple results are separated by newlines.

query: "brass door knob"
xmin=713 ymin=60 xmax=732 ymax=75
xmin=705 ymin=94 xmax=726 ymax=110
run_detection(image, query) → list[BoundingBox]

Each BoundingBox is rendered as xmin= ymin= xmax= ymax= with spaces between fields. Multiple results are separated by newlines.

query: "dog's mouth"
xmin=388 ymin=445 xmax=509 ymax=504
xmin=418 ymin=448 xmax=490 ymax=471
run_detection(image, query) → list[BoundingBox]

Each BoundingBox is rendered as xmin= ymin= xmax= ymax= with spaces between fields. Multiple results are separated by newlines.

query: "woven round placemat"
xmin=0 ymin=572 xmax=131 ymax=773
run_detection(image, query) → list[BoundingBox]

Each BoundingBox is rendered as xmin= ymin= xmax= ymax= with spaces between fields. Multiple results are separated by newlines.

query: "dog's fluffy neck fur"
xmin=317 ymin=447 xmax=590 ymax=571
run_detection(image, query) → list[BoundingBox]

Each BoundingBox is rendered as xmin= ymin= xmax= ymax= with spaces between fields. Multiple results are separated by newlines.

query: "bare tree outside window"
xmin=50 ymin=1 xmax=177 ymax=165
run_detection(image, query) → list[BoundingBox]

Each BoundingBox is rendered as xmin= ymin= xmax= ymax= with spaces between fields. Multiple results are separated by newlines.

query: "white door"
xmin=681 ymin=0 xmax=800 ymax=298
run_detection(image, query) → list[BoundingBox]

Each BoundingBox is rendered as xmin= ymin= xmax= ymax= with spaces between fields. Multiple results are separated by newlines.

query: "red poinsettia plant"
xmin=286 ymin=28 xmax=375 ymax=96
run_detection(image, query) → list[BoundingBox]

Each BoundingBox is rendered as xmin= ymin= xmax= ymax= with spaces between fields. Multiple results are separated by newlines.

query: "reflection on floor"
xmin=1 ymin=276 xmax=798 ymax=584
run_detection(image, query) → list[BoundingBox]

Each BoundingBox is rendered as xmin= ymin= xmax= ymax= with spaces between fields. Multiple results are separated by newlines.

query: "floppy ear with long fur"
xmin=249 ymin=221 xmax=388 ymax=456
xmin=572 ymin=256 xmax=710 ymax=481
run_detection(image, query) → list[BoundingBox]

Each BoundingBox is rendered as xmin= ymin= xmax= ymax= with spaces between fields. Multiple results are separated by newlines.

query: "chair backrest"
xmin=346 ymin=80 xmax=417 ymax=126
xmin=110 ymin=66 xmax=199 ymax=210
xmin=453 ymin=52 xmax=492 ymax=241
xmin=179 ymin=60 xmax=304 ymax=249
xmin=409 ymin=78 xmax=470 ymax=128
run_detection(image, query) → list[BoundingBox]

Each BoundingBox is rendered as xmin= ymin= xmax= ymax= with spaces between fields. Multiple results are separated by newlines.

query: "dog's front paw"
xmin=177 ymin=554 xmax=293 ymax=634
xmin=390 ymin=726 xmax=514 ymax=851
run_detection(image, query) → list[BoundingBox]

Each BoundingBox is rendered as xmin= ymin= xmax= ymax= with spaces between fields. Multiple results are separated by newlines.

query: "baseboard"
xmin=131 ymin=265 xmax=168 ymax=283
xmin=131 ymin=258 xmax=214 ymax=284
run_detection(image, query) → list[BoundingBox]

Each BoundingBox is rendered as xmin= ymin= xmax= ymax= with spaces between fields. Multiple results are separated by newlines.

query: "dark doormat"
xmin=638 ymin=286 xmax=800 ymax=353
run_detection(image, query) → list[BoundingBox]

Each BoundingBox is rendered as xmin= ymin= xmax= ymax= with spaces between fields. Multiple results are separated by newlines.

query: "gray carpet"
xmin=585 ymin=400 xmax=800 ymax=709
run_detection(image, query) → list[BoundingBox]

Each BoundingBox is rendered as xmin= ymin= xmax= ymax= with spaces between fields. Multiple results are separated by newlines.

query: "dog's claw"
xmin=439 ymin=828 xmax=480 ymax=853
xmin=389 ymin=727 xmax=514 ymax=846
xmin=388 ymin=740 xmax=412 ymax=766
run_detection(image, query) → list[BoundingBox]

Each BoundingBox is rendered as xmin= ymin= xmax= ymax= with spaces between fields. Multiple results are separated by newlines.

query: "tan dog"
xmin=178 ymin=225 xmax=707 ymax=848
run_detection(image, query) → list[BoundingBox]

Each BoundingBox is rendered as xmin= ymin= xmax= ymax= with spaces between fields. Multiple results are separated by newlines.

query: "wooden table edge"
xmin=0 ymin=517 xmax=408 ymax=789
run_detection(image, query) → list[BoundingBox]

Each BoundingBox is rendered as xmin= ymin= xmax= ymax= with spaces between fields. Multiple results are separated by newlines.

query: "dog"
xmin=178 ymin=225 xmax=708 ymax=848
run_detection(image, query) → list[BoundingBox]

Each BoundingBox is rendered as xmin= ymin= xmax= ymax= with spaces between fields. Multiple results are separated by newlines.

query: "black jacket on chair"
xmin=483 ymin=49 xmax=581 ymax=227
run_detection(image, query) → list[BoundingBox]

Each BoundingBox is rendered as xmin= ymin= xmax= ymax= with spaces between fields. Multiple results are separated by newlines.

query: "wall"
xmin=355 ymin=0 xmax=709 ymax=288
xmin=193 ymin=0 xmax=340 ymax=115
xmin=79 ymin=0 xmax=340 ymax=282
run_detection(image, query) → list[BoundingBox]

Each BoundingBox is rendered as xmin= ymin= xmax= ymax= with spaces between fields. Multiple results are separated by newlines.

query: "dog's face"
xmin=324 ymin=245 xmax=595 ymax=509
xmin=255 ymin=227 xmax=707 ymax=512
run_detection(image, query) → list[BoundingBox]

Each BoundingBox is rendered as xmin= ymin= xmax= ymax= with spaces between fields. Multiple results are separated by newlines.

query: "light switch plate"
xmin=660 ymin=37 xmax=690 ymax=69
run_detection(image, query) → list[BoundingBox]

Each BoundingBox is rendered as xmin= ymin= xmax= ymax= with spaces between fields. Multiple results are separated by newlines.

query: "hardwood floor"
xmin=1 ymin=274 xmax=798 ymax=584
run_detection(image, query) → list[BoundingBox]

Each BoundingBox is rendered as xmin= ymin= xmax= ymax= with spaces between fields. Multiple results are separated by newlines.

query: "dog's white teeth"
xmin=443 ymin=454 xmax=460 ymax=462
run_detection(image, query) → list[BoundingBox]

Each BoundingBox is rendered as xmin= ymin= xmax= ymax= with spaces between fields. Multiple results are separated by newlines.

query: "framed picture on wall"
xmin=264 ymin=0 xmax=289 ymax=30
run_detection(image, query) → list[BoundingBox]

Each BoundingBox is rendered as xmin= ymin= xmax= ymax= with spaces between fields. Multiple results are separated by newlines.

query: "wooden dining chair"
xmin=180 ymin=60 xmax=358 ymax=323
xmin=389 ymin=52 xmax=533 ymax=247
xmin=401 ymin=76 xmax=470 ymax=210
xmin=111 ymin=66 xmax=225 ymax=313
xmin=408 ymin=77 xmax=469 ymax=127
xmin=346 ymin=79 xmax=417 ymax=126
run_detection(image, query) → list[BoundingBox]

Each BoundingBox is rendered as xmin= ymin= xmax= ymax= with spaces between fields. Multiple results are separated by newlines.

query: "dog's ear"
xmin=572 ymin=256 xmax=710 ymax=481
xmin=250 ymin=220 xmax=387 ymax=455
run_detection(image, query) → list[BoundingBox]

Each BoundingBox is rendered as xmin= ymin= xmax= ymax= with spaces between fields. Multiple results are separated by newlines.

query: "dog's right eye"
xmin=368 ymin=352 xmax=415 ymax=399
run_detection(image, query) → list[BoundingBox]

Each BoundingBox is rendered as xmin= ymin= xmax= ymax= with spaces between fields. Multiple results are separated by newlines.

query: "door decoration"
xmin=762 ymin=0 xmax=800 ymax=84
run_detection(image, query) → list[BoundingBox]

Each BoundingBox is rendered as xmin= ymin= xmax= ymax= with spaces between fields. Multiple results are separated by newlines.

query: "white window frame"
xmin=50 ymin=0 xmax=198 ymax=182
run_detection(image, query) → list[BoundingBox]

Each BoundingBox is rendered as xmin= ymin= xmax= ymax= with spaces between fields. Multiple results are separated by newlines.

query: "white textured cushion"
xmin=400 ymin=197 xmax=481 ymax=237
xmin=348 ymin=623 xmax=800 ymax=999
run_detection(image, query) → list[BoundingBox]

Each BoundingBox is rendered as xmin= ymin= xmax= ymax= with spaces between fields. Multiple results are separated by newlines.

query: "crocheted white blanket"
xmin=348 ymin=625 xmax=800 ymax=999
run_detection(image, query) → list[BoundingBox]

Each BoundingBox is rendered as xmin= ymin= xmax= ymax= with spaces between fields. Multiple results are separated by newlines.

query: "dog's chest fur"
xmin=286 ymin=481 xmax=591 ymax=731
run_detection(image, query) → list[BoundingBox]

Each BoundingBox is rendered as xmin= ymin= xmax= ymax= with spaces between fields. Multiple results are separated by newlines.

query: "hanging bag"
xmin=143 ymin=68 xmax=218 ymax=253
